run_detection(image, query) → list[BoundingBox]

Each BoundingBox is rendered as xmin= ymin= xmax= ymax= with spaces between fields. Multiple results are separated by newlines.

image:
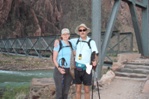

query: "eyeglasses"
xmin=78 ymin=29 xmax=87 ymax=32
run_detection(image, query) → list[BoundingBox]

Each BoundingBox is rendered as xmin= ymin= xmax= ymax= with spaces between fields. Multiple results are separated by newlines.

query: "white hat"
xmin=75 ymin=23 xmax=91 ymax=35
xmin=61 ymin=28 xmax=70 ymax=34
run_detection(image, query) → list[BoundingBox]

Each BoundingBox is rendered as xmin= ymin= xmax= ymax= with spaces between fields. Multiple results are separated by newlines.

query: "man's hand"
xmin=54 ymin=39 xmax=59 ymax=47
xmin=92 ymin=60 xmax=97 ymax=67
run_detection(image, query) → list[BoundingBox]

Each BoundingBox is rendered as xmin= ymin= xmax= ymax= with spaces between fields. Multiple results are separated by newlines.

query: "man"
xmin=70 ymin=23 xmax=98 ymax=99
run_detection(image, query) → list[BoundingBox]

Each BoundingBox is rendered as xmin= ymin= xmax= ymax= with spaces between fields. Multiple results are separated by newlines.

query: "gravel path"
xmin=88 ymin=78 xmax=149 ymax=99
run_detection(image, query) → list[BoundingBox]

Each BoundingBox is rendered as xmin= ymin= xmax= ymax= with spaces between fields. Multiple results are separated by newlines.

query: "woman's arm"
xmin=53 ymin=40 xmax=65 ymax=74
xmin=53 ymin=50 xmax=59 ymax=69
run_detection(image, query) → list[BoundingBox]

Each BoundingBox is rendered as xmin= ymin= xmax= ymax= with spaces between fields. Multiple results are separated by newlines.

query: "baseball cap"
xmin=61 ymin=28 xmax=70 ymax=34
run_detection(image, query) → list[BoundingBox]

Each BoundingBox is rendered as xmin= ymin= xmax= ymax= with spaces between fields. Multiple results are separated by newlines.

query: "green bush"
xmin=2 ymin=85 xmax=29 ymax=99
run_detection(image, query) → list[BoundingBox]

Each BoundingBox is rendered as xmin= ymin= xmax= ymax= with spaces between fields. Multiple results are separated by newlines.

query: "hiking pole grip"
xmin=91 ymin=51 xmax=97 ymax=71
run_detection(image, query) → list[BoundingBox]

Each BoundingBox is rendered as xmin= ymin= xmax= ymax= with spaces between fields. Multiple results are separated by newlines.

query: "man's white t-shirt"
xmin=70 ymin=36 xmax=98 ymax=65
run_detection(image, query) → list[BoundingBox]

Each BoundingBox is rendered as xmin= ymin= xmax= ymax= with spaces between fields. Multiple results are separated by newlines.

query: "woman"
xmin=53 ymin=28 xmax=73 ymax=99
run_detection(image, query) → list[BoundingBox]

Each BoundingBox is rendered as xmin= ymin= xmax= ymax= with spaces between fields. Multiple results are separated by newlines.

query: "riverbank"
xmin=0 ymin=53 xmax=54 ymax=99
xmin=0 ymin=53 xmax=54 ymax=70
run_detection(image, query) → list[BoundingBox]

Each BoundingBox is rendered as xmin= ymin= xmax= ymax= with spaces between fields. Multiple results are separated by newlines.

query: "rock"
xmin=29 ymin=78 xmax=55 ymax=99
xmin=28 ymin=78 xmax=75 ymax=99
xmin=142 ymin=80 xmax=149 ymax=94
xmin=112 ymin=62 xmax=124 ymax=71
xmin=99 ymin=70 xmax=115 ymax=85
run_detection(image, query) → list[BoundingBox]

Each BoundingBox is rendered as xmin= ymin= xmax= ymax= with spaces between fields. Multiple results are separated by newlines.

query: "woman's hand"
xmin=58 ymin=67 xmax=66 ymax=74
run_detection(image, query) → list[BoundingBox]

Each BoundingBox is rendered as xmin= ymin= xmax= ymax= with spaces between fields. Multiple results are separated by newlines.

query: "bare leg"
xmin=84 ymin=85 xmax=90 ymax=99
xmin=75 ymin=84 xmax=82 ymax=99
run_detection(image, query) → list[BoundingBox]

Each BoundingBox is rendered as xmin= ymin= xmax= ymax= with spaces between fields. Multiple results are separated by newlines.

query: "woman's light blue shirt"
xmin=53 ymin=40 xmax=71 ymax=68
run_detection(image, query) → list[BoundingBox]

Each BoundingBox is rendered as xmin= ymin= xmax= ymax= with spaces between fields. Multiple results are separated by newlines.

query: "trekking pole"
xmin=92 ymin=77 xmax=93 ymax=99
xmin=94 ymin=69 xmax=100 ymax=99
xmin=91 ymin=51 xmax=96 ymax=99
xmin=90 ymin=51 xmax=100 ymax=99
xmin=61 ymin=58 xmax=66 ymax=87
xmin=91 ymin=70 xmax=95 ymax=99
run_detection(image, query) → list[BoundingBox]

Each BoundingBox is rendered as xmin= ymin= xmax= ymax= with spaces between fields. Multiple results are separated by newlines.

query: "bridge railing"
xmin=0 ymin=35 xmax=58 ymax=58
xmin=0 ymin=32 xmax=133 ymax=61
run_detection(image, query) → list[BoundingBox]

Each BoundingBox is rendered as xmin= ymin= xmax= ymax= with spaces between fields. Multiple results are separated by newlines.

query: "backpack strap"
xmin=76 ymin=38 xmax=80 ymax=45
xmin=87 ymin=39 xmax=92 ymax=49
xmin=58 ymin=40 xmax=73 ymax=52
xmin=58 ymin=40 xmax=63 ymax=52
xmin=76 ymin=38 xmax=92 ymax=49
xmin=68 ymin=41 xmax=73 ymax=50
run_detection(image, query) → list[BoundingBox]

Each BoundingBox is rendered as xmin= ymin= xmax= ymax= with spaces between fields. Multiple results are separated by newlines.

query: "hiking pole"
xmin=94 ymin=69 xmax=100 ymax=99
xmin=91 ymin=51 xmax=100 ymax=99
xmin=60 ymin=57 xmax=67 ymax=97
xmin=91 ymin=51 xmax=96 ymax=99
xmin=61 ymin=58 xmax=66 ymax=87
xmin=91 ymin=70 xmax=94 ymax=99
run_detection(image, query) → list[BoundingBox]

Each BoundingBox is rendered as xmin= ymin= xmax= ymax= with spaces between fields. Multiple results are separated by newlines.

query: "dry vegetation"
xmin=0 ymin=54 xmax=54 ymax=70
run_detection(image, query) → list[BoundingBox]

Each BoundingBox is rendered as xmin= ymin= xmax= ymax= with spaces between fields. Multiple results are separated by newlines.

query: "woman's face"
xmin=61 ymin=33 xmax=70 ymax=40
xmin=78 ymin=26 xmax=87 ymax=39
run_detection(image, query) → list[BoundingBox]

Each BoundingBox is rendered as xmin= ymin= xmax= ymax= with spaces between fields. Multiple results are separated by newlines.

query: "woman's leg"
xmin=63 ymin=71 xmax=73 ymax=99
xmin=53 ymin=68 xmax=63 ymax=99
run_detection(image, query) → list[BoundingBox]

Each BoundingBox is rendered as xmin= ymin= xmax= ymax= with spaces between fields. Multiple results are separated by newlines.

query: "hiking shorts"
xmin=73 ymin=69 xmax=92 ymax=86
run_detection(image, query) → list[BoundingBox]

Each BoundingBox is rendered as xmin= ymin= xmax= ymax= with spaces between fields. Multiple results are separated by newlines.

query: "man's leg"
xmin=84 ymin=85 xmax=90 ymax=99
xmin=75 ymin=84 xmax=82 ymax=99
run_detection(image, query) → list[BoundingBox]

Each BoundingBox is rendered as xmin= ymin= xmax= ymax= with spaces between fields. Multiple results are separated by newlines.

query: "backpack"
xmin=58 ymin=40 xmax=73 ymax=52
xmin=52 ymin=40 xmax=73 ymax=61
xmin=76 ymin=38 xmax=92 ymax=49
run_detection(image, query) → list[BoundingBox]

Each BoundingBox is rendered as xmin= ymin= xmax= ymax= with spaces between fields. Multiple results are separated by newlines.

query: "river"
xmin=0 ymin=70 xmax=53 ymax=87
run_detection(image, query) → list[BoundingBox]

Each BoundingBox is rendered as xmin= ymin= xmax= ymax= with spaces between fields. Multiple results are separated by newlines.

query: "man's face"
xmin=78 ymin=27 xmax=87 ymax=39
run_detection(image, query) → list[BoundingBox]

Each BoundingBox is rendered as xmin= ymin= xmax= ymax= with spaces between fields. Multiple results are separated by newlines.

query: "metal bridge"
xmin=0 ymin=32 xmax=133 ymax=61
xmin=92 ymin=0 xmax=149 ymax=78
xmin=0 ymin=0 xmax=148 ymax=79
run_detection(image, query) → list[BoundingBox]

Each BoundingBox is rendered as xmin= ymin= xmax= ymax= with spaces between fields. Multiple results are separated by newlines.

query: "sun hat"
xmin=75 ymin=23 xmax=91 ymax=35
xmin=61 ymin=28 xmax=70 ymax=34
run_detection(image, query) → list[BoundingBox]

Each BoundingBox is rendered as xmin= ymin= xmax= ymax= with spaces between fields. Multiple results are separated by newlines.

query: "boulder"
xmin=99 ymin=70 xmax=115 ymax=85
xmin=142 ymin=80 xmax=149 ymax=94
xmin=28 ymin=78 xmax=75 ymax=99
xmin=29 ymin=78 xmax=55 ymax=99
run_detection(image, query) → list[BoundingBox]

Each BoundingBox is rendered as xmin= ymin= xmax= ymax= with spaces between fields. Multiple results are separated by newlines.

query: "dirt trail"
xmin=87 ymin=78 xmax=149 ymax=99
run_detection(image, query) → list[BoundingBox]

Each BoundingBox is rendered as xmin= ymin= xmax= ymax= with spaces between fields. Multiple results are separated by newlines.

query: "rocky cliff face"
xmin=0 ymin=0 xmax=62 ymax=38
xmin=0 ymin=0 xmax=143 ymax=39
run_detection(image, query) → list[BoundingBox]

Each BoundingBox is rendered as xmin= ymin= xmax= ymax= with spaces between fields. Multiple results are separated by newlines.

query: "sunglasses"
xmin=78 ymin=29 xmax=87 ymax=32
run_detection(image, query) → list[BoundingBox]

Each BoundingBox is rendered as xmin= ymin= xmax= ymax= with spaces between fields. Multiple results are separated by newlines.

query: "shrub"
xmin=2 ymin=85 xmax=29 ymax=99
